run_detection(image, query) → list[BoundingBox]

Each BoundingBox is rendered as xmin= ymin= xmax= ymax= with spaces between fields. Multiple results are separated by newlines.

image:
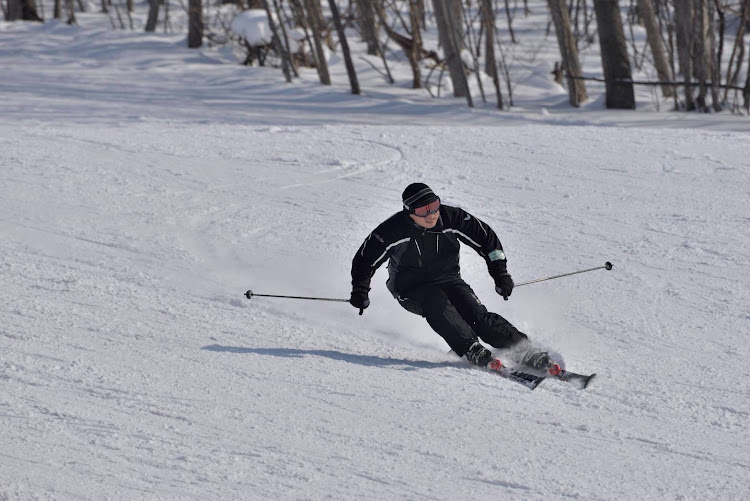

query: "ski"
xmin=486 ymin=359 xmax=546 ymax=390
xmin=554 ymin=368 xmax=597 ymax=389
xmin=525 ymin=363 xmax=597 ymax=390
xmin=458 ymin=348 xmax=595 ymax=390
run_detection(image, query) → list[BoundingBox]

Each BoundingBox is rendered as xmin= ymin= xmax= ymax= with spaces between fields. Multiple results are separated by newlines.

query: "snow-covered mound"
xmin=230 ymin=9 xmax=275 ymax=45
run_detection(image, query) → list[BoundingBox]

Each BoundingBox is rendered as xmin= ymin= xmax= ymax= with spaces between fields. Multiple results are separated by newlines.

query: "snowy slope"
xmin=2 ymin=8 xmax=750 ymax=501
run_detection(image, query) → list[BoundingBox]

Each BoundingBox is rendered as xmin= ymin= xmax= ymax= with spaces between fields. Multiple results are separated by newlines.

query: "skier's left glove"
xmin=489 ymin=260 xmax=514 ymax=300
xmin=494 ymin=273 xmax=514 ymax=300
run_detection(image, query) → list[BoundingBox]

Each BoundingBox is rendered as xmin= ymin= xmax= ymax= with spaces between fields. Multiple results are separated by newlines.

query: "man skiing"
xmin=349 ymin=182 xmax=554 ymax=373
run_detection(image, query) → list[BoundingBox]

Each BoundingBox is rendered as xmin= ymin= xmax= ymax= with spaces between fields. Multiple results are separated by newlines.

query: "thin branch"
xmin=567 ymin=73 xmax=746 ymax=91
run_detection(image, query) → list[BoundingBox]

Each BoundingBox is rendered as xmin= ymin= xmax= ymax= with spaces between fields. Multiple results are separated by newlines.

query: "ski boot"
xmin=517 ymin=349 xmax=562 ymax=376
xmin=465 ymin=341 xmax=494 ymax=367
xmin=466 ymin=342 xmax=505 ymax=371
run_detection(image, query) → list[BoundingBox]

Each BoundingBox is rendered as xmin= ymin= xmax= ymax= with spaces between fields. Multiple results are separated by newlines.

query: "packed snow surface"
xmin=2 ymin=6 xmax=750 ymax=501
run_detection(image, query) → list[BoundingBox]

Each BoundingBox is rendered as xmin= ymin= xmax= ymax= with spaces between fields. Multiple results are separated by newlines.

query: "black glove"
xmin=349 ymin=287 xmax=370 ymax=314
xmin=494 ymin=273 xmax=514 ymax=300
xmin=489 ymin=260 xmax=514 ymax=300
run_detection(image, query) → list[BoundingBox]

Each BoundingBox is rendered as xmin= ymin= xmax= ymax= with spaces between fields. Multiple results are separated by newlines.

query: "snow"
xmin=230 ymin=9 xmax=276 ymax=46
xmin=2 ymin=4 xmax=750 ymax=501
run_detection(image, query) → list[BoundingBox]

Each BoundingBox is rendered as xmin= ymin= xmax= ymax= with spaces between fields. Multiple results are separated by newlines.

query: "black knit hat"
xmin=402 ymin=183 xmax=439 ymax=211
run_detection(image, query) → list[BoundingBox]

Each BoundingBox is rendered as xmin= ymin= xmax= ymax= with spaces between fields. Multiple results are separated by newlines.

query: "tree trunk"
xmin=724 ymin=0 xmax=748 ymax=101
xmin=408 ymin=0 xmax=423 ymax=88
xmin=483 ymin=0 xmax=494 ymax=75
xmin=27 ymin=0 xmax=42 ymax=20
xmin=638 ymin=0 xmax=674 ymax=97
xmin=674 ymin=0 xmax=695 ymax=109
xmin=692 ymin=0 xmax=709 ymax=110
xmin=7 ymin=0 xmax=22 ymax=20
xmin=304 ymin=0 xmax=331 ymax=84
xmin=145 ymin=0 xmax=159 ymax=32
xmin=7 ymin=0 xmax=43 ymax=20
xmin=273 ymin=0 xmax=299 ymax=77
xmin=187 ymin=0 xmax=203 ymax=48
xmin=329 ymin=0 xmax=360 ymax=93
xmin=593 ymin=0 xmax=635 ymax=109
xmin=706 ymin=0 xmax=722 ymax=110
xmin=66 ymin=0 xmax=76 ymax=24
xmin=357 ymin=0 xmax=379 ymax=55
xmin=547 ymin=0 xmax=588 ymax=106
xmin=309 ymin=0 xmax=333 ymax=49
xmin=432 ymin=0 xmax=471 ymax=102
xmin=447 ymin=0 xmax=464 ymax=53
xmin=481 ymin=0 xmax=504 ymax=108
xmin=264 ymin=0 xmax=292 ymax=83
xmin=503 ymin=0 xmax=516 ymax=43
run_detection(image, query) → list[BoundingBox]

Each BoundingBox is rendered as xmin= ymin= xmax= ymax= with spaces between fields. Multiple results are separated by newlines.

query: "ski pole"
xmin=244 ymin=290 xmax=349 ymax=303
xmin=244 ymin=289 xmax=364 ymax=315
xmin=515 ymin=261 xmax=613 ymax=288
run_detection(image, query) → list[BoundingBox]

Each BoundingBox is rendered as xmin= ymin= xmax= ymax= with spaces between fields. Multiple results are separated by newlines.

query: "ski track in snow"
xmin=2 ymin=8 xmax=750 ymax=501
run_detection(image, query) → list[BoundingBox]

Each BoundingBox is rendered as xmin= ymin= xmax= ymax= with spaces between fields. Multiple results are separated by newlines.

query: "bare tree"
xmin=304 ymin=0 xmax=332 ymax=84
xmin=503 ymin=0 xmax=517 ymax=43
xmin=724 ymin=0 xmax=749 ymax=102
xmin=481 ymin=0 xmax=504 ymax=108
xmin=593 ymin=0 xmax=635 ymax=108
xmin=407 ymin=0 xmax=423 ymax=89
xmin=547 ymin=0 xmax=588 ymax=106
xmin=6 ymin=0 xmax=43 ymax=21
xmin=692 ymin=0 xmax=710 ymax=109
xmin=432 ymin=0 xmax=471 ymax=103
xmin=145 ymin=0 xmax=159 ymax=32
xmin=674 ymin=0 xmax=696 ymax=109
xmin=66 ymin=0 xmax=76 ymax=24
xmin=357 ymin=0 xmax=380 ymax=55
xmin=264 ymin=0 xmax=293 ymax=82
xmin=328 ymin=0 xmax=360 ymax=93
xmin=272 ymin=0 xmax=299 ymax=77
xmin=705 ymin=0 xmax=721 ymax=110
xmin=377 ymin=0 xmax=424 ymax=88
xmin=684 ymin=0 xmax=721 ymax=111
xmin=638 ymin=0 xmax=674 ymax=97
xmin=187 ymin=0 xmax=203 ymax=48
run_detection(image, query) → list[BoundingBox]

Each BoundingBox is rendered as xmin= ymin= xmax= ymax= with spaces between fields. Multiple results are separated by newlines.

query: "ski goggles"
xmin=411 ymin=199 xmax=441 ymax=217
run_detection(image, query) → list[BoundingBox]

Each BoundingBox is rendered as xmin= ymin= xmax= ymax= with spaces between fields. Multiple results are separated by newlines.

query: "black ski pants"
xmin=396 ymin=278 xmax=528 ymax=356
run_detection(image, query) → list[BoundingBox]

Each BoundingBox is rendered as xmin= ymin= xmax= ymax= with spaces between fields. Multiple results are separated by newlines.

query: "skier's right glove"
xmin=349 ymin=287 xmax=370 ymax=314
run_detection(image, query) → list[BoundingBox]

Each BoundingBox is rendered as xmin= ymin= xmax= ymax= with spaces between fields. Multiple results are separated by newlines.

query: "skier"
xmin=349 ymin=182 xmax=554 ymax=372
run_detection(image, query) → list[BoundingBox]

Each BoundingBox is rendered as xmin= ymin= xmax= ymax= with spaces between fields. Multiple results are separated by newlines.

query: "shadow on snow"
xmin=201 ymin=344 xmax=462 ymax=371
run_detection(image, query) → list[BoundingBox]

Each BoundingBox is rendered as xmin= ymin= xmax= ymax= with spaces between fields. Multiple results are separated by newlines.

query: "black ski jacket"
xmin=351 ymin=205 xmax=507 ymax=297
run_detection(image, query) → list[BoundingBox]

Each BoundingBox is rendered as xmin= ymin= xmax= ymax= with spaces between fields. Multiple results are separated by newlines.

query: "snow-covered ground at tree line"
xmin=2 ymin=5 xmax=750 ymax=501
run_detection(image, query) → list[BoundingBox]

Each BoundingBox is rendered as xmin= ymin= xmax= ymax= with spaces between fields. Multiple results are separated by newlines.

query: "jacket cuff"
xmin=488 ymin=258 xmax=508 ymax=276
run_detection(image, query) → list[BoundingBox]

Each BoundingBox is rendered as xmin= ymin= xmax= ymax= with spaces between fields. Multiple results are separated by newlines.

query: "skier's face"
xmin=410 ymin=209 xmax=439 ymax=229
